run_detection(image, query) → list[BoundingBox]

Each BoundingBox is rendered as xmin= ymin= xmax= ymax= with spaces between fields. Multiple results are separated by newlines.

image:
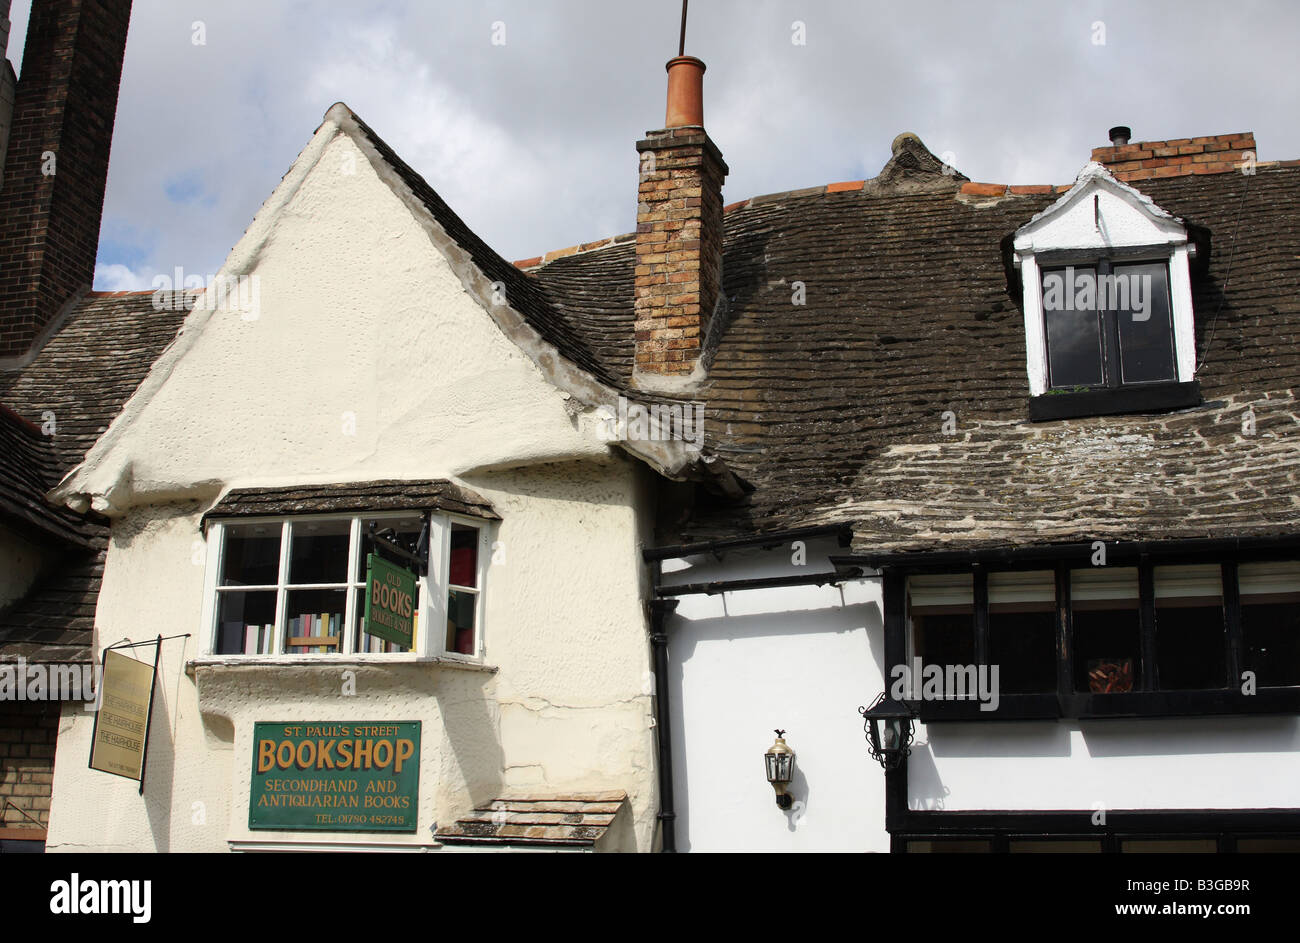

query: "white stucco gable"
xmin=1013 ymin=161 xmax=1188 ymax=254
xmin=51 ymin=104 xmax=722 ymax=515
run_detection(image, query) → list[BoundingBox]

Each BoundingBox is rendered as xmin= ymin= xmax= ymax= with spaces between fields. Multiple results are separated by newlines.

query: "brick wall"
xmin=0 ymin=0 xmax=132 ymax=358
xmin=0 ymin=700 xmax=59 ymax=833
xmin=633 ymin=126 xmax=728 ymax=379
xmin=1091 ymin=132 xmax=1256 ymax=183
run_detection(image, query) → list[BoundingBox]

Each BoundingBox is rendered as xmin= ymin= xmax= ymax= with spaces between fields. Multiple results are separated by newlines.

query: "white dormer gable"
xmin=1013 ymin=163 xmax=1198 ymax=399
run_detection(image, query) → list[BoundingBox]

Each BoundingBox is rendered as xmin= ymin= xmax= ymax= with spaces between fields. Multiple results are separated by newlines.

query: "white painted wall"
xmin=45 ymin=115 xmax=659 ymax=851
xmin=662 ymin=538 xmax=887 ymax=852
xmin=662 ymin=534 xmax=1300 ymax=851
xmin=911 ymin=716 xmax=1300 ymax=813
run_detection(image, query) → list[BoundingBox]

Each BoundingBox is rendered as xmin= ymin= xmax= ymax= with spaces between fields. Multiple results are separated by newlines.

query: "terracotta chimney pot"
xmin=664 ymin=55 xmax=705 ymax=128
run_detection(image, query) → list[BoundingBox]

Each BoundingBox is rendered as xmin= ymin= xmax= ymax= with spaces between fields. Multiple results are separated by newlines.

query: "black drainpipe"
xmin=649 ymin=595 xmax=678 ymax=852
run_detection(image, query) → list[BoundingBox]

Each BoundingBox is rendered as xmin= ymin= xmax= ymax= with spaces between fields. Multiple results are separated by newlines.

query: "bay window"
xmin=204 ymin=511 xmax=489 ymax=659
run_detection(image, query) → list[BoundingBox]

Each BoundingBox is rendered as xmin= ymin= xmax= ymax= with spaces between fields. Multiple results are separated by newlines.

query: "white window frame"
xmin=199 ymin=510 xmax=491 ymax=661
xmin=428 ymin=514 xmax=491 ymax=662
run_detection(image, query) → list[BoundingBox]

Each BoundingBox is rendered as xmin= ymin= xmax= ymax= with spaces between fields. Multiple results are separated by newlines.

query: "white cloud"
xmin=32 ymin=0 xmax=1296 ymax=277
xmin=93 ymin=263 xmax=153 ymax=292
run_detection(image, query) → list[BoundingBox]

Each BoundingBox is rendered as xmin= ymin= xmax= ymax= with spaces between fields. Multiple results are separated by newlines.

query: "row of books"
xmin=287 ymin=612 xmax=342 ymax=654
xmin=222 ymin=610 xmax=420 ymax=655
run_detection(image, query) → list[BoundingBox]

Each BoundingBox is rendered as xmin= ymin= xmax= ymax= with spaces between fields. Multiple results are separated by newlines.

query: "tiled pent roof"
xmin=435 ymin=792 xmax=628 ymax=848
xmin=202 ymin=480 xmax=500 ymax=526
xmin=521 ymin=147 xmax=1300 ymax=552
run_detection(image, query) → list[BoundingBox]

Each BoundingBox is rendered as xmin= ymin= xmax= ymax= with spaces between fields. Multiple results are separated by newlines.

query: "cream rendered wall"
xmin=45 ymin=123 xmax=658 ymax=851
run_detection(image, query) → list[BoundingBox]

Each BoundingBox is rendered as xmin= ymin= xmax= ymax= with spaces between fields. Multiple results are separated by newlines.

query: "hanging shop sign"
xmin=88 ymin=643 xmax=161 ymax=791
xmin=249 ymin=721 xmax=421 ymax=832
xmin=363 ymin=553 xmax=417 ymax=648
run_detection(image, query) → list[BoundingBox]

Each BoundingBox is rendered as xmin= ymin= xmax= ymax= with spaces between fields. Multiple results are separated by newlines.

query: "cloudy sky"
xmin=7 ymin=0 xmax=1299 ymax=290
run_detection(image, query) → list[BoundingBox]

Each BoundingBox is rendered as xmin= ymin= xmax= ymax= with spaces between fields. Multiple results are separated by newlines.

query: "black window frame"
xmin=1041 ymin=257 xmax=1178 ymax=392
xmin=899 ymin=555 xmax=1300 ymax=721
xmin=1029 ymin=249 xmax=1200 ymax=422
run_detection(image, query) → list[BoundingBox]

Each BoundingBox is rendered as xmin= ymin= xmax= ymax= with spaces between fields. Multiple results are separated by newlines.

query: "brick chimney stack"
xmin=633 ymin=55 xmax=728 ymax=387
xmin=0 ymin=0 xmax=133 ymax=360
xmin=1091 ymin=129 xmax=1256 ymax=183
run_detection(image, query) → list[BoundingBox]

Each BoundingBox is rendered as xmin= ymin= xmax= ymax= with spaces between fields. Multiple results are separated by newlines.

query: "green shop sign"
xmin=249 ymin=722 xmax=420 ymax=832
xmin=364 ymin=553 xmax=417 ymax=648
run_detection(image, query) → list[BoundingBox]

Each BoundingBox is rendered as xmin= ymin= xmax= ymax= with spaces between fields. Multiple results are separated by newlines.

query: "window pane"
xmin=284 ymin=589 xmax=346 ymax=654
xmin=1009 ymin=839 xmax=1102 ymax=853
xmin=908 ymin=574 xmax=974 ymax=667
xmin=988 ymin=571 xmax=1057 ymax=694
xmin=1071 ymin=568 xmax=1140 ymax=692
xmin=905 ymin=840 xmax=991 ymax=853
xmin=1042 ymin=265 xmax=1104 ymax=388
xmin=1154 ymin=565 xmax=1226 ymax=689
xmin=446 ymin=589 xmax=477 ymax=655
xmin=219 ymin=523 xmax=281 ymax=587
xmin=1113 ymin=262 xmax=1176 ymax=384
xmin=355 ymin=516 xmax=426 ymax=582
xmin=352 ymin=586 xmax=417 ymax=655
xmin=1238 ymin=838 xmax=1300 ymax=852
xmin=354 ymin=518 xmax=424 ymax=655
xmin=216 ymin=591 xmax=277 ymax=654
xmin=449 ymin=523 xmax=479 ymax=588
xmin=1121 ymin=839 xmax=1216 ymax=853
xmin=1239 ymin=562 xmax=1300 ymax=687
xmin=288 ymin=519 xmax=351 ymax=585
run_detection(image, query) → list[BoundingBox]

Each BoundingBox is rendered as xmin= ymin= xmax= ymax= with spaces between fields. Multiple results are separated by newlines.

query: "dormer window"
xmin=1013 ymin=164 xmax=1205 ymax=421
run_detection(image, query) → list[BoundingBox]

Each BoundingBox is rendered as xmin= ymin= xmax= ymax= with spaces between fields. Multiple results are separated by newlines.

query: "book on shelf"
xmin=243 ymin=623 xmax=272 ymax=655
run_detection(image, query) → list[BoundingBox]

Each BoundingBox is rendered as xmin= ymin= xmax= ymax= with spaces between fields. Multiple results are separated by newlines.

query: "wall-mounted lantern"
xmin=858 ymin=694 xmax=916 ymax=771
xmin=764 ymin=729 xmax=796 ymax=809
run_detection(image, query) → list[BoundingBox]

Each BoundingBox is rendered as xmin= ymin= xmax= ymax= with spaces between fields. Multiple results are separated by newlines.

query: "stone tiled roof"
xmin=435 ymin=792 xmax=627 ymax=848
xmin=521 ymin=144 xmax=1300 ymax=553
xmin=0 ymin=291 xmax=192 ymax=470
xmin=0 ymin=405 xmax=96 ymax=547
xmin=0 ymin=291 xmax=190 ymax=661
xmin=0 ymin=547 xmax=105 ymax=664
xmin=202 ymin=479 xmax=500 ymax=526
